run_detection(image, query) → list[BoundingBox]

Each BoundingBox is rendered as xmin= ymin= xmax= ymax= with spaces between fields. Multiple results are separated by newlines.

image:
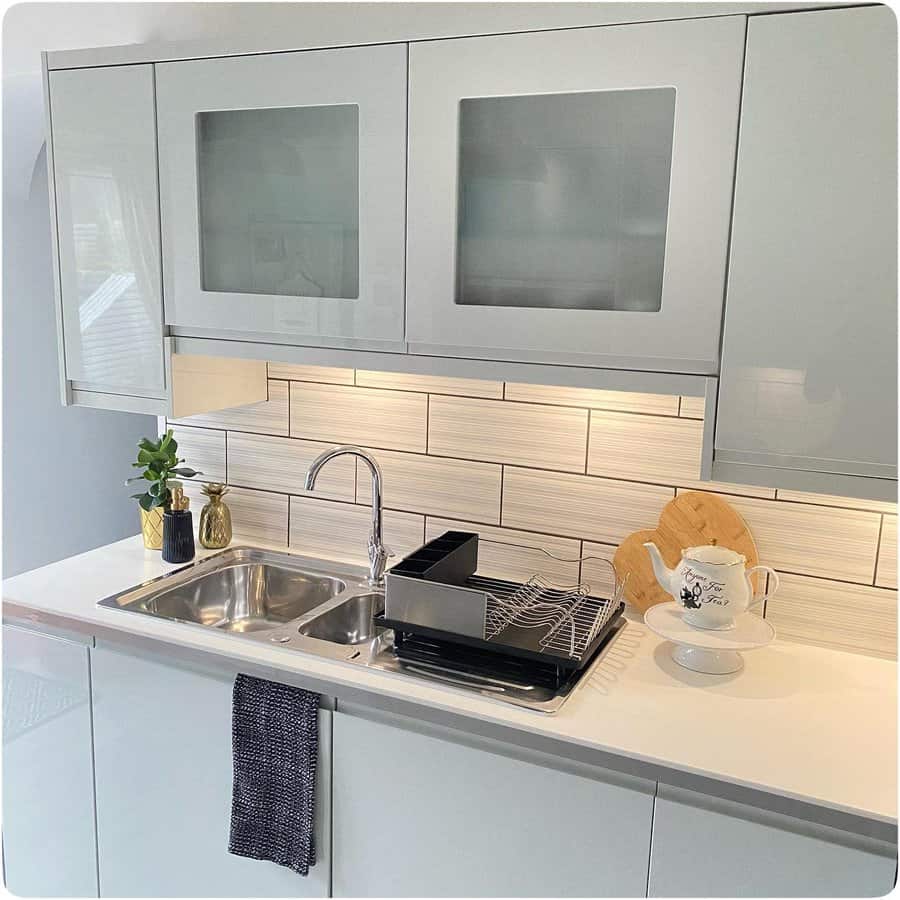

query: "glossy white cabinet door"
xmin=2 ymin=625 xmax=98 ymax=897
xmin=332 ymin=707 xmax=655 ymax=897
xmin=48 ymin=64 xmax=165 ymax=396
xmin=91 ymin=646 xmax=330 ymax=897
xmin=407 ymin=17 xmax=745 ymax=373
xmin=157 ymin=45 xmax=407 ymax=348
xmin=716 ymin=8 xmax=897 ymax=490
xmin=649 ymin=785 xmax=897 ymax=897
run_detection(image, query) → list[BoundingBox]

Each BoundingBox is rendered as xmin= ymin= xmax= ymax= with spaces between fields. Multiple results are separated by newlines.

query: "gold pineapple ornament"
xmin=198 ymin=483 xmax=233 ymax=549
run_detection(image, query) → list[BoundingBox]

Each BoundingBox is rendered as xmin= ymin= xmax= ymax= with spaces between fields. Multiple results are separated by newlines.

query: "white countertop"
xmin=3 ymin=535 xmax=896 ymax=827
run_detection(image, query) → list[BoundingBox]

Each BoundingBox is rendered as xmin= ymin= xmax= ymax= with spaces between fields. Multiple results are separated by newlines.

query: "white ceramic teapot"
xmin=644 ymin=540 xmax=779 ymax=630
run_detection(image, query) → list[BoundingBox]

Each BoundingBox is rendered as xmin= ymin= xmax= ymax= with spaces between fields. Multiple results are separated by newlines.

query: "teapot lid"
xmin=681 ymin=540 xmax=746 ymax=566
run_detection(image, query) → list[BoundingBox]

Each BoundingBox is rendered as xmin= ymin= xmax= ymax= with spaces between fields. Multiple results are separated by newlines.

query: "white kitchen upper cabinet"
xmin=714 ymin=7 xmax=898 ymax=499
xmin=156 ymin=45 xmax=407 ymax=349
xmin=47 ymin=63 xmax=166 ymax=398
xmin=2 ymin=625 xmax=98 ymax=897
xmin=332 ymin=705 xmax=655 ymax=897
xmin=91 ymin=646 xmax=330 ymax=897
xmin=649 ymin=785 xmax=897 ymax=897
xmin=406 ymin=16 xmax=746 ymax=373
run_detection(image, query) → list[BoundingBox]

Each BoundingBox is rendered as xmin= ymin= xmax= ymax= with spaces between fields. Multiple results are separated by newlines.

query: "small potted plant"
xmin=127 ymin=429 xmax=201 ymax=550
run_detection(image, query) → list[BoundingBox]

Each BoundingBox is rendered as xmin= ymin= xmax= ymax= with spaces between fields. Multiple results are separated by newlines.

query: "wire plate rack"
xmin=477 ymin=573 xmax=622 ymax=660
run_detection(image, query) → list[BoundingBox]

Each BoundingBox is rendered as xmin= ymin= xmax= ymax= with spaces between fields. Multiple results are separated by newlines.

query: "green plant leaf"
xmin=138 ymin=493 xmax=155 ymax=512
xmin=130 ymin=493 xmax=147 ymax=501
xmin=125 ymin=475 xmax=148 ymax=484
xmin=170 ymin=467 xmax=201 ymax=478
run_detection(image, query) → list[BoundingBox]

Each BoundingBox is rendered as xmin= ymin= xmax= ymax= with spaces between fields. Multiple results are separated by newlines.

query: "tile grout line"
xmin=872 ymin=513 xmax=885 ymax=586
xmin=584 ymin=408 xmax=592 ymax=475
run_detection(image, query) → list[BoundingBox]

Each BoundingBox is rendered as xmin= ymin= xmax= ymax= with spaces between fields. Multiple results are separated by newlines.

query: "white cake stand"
xmin=644 ymin=602 xmax=776 ymax=674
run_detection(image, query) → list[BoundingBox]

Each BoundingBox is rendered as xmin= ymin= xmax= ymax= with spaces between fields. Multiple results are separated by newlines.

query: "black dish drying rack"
xmin=379 ymin=531 xmax=625 ymax=684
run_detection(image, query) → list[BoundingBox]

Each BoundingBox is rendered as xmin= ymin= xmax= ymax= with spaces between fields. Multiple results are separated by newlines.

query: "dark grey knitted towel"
xmin=228 ymin=674 xmax=319 ymax=875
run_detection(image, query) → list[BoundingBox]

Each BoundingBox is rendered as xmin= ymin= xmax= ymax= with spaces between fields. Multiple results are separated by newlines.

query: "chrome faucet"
xmin=304 ymin=445 xmax=389 ymax=587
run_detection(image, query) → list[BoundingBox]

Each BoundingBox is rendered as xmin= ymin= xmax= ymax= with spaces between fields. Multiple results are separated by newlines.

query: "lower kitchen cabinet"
xmin=2 ymin=624 xmax=98 ymax=897
xmin=648 ymin=784 xmax=897 ymax=897
xmin=332 ymin=705 xmax=655 ymax=897
xmin=91 ymin=645 xmax=331 ymax=897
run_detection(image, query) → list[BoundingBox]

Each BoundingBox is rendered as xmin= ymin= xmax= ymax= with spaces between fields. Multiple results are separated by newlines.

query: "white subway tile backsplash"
xmin=173 ymin=362 xmax=895 ymax=661
xmin=429 ymin=396 xmax=588 ymax=472
xmin=502 ymin=467 xmax=673 ymax=545
xmin=227 ymin=432 xmax=355 ymax=500
xmin=505 ymin=383 xmax=679 ymax=415
xmin=168 ymin=425 xmax=226 ymax=483
xmin=357 ymin=449 xmax=502 ymax=523
xmin=183 ymin=482 xmax=288 ymax=547
xmin=579 ymin=542 xmax=620 ymax=600
xmin=290 ymin=382 xmax=427 ymax=452
xmin=588 ymin=411 xmax=702 ymax=485
xmin=727 ymin=496 xmax=881 ymax=583
xmin=290 ymin=496 xmax=424 ymax=567
xmin=766 ymin=573 xmax=897 ymax=659
xmin=357 ymin=370 xmax=503 ymax=398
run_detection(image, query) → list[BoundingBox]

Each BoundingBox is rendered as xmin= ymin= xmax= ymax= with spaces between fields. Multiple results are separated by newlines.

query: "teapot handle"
xmin=746 ymin=565 xmax=780 ymax=610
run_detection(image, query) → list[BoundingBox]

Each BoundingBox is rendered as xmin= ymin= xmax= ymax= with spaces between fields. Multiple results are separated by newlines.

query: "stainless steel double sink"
xmin=98 ymin=548 xmax=386 ymax=662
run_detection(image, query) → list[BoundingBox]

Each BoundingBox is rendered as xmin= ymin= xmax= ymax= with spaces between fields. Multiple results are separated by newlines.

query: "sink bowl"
xmin=298 ymin=593 xmax=384 ymax=644
xmin=99 ymin=548 xmax=349 ymax=633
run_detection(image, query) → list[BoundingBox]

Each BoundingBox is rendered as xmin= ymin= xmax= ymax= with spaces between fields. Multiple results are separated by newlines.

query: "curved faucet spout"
xmin=305 ymin=445 xmax=388 ymax=586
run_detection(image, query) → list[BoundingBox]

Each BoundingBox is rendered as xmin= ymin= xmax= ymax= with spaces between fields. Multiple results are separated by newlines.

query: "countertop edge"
xmin=4 ymin=597 xmax=896 ymax=846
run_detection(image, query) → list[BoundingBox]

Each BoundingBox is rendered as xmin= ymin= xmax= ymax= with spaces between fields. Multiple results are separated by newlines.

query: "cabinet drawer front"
xmin=2 ymin=625 xmax=98 ymax=897
xmin=49 ymin=64 xmax=165 ymax=395
xmin=157 ymin=44 xmax=407 ymax=346
xmin=333 ymin=708 xmax=654 ymax=897
xmin=407 ymin=16 xmax=745 ymax=373
xmin=649 ymin=785 xmax=897 ymax=897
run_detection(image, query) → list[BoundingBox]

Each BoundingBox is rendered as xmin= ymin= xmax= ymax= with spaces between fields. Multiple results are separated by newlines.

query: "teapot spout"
xmin=644 ymin=541 xmax=676 ymax=597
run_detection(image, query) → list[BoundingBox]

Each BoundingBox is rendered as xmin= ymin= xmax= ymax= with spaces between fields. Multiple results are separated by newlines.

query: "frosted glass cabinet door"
xmin=407 ymin=16 xmax=746 ymax=373
xmin=157 ymin=45 xmax=407 ymax=347
xmin=715 ymin=7 xmax=897 ymax=489
xmin=48 ymin=64 xmax=165 ymax=396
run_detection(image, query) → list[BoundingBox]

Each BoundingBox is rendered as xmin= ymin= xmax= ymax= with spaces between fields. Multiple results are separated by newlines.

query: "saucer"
xmin=644 ymin=602 xmax=776 ymax=674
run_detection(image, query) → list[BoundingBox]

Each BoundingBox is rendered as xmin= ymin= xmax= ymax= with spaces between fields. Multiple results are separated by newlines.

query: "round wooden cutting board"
xmin=613 ymin=491 xmax=760 ymax=614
